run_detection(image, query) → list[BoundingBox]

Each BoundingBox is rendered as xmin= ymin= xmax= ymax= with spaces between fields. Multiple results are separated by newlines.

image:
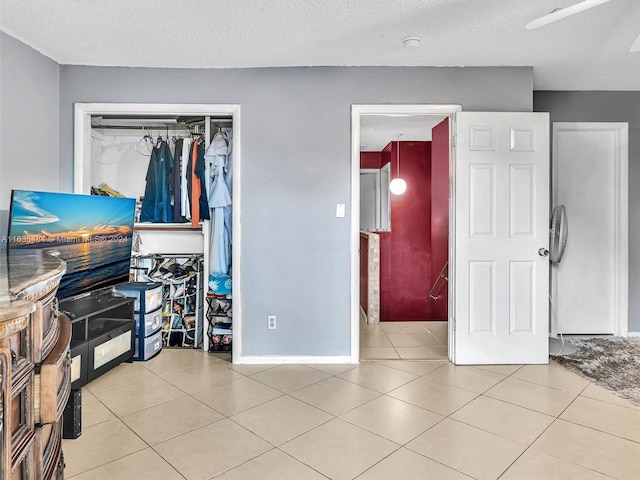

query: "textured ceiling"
xmin=1 ymin=0 xmax=639 ymax=90
xmin=360 ymin=115 xmax=445 ymax=151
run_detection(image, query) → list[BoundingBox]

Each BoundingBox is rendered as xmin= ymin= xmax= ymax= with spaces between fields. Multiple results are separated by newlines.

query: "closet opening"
xmin=74 ymin=103 xmax=242 ymax=361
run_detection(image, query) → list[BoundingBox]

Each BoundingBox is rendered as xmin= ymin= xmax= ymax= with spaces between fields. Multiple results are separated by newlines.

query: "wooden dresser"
xmin=0 ymin=250 xmax=71 ymax=479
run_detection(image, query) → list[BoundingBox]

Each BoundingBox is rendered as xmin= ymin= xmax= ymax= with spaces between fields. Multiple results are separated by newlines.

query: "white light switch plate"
xmin=336 ymin=203 xmax=345 ymax=218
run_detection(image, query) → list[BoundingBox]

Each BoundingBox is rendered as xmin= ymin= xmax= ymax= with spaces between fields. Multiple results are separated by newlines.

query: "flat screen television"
xmin=6 ymin=190 xmax=136 ymax=300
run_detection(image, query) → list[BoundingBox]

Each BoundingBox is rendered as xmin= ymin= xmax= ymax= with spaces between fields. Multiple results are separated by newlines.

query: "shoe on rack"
xmin=209 ymin=299 xmax=228 ymax=316
xmin=147 ymin=258 xmax=162 ymax=278
xmin=186 ymin=298 xmax=196 ymax=311
xmin=169 ymin=331 xmax=184 ymax=347
xmin=206 ymin=288 xmax=228 ymax=299
xmin=162 ymin=261 xmax=187 ymax=280
xmin=182 ymin=315 xmax=196 ymax=329
xmin=170 ymin=265 xmax=189 ymax=280
xmin=158 ymin=258 xmax=176 ymax=276
xmin=173 ymin=304 xmax=184 ymax=315
xmin=173 ymin=285 xmax=185 ymax=298
xmin=181 ymin=257 xmax=199 ymax=274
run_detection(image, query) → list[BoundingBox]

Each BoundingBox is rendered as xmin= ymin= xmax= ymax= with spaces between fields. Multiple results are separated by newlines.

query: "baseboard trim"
xmin=234 ymin=355 xmax=356 ymax=365
xmin=628 ymin=332 xmax=640 ymax=337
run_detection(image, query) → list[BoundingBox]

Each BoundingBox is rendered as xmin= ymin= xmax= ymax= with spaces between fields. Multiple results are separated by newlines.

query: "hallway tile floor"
xmin=62 ymin=332 xmax=640 ymax=479
xmin=360 ymin=321 xmax=448 ymax=360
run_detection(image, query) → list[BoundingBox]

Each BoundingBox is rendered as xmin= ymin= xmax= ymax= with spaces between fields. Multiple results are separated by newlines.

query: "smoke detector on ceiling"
xmin=402 ymin=36 xmax=421 ymax=49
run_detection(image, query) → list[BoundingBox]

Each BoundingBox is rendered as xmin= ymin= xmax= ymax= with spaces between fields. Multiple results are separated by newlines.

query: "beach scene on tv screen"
xmin=8 ymin=190 xmax=135 ymax=299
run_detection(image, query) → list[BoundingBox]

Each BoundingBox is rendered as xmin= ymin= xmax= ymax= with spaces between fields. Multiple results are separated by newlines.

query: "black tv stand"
xmin=59 ymin=287 xmax=136 ymax=388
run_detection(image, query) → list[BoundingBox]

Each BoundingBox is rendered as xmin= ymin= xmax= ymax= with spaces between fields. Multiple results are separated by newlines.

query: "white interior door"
xmin=454 ymin=112 xmax=550 ymax=364
xmin=552 ymin=123 xmax=628 ymax=336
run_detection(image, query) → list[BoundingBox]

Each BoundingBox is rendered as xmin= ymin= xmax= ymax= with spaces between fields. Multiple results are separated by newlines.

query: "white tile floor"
xmin=360 ymin=320 xmax=448 ymax=361
xmin=62 ymin=322 xmax=640 ymax=480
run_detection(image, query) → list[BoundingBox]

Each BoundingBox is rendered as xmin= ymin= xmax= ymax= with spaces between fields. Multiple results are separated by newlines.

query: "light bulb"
xmin=390 ymin=178 xmax=407 ymax=195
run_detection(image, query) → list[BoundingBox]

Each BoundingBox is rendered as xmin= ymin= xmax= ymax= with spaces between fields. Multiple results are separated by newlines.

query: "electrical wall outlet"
xmin=268 ymin=315 xmax=277 ymax=329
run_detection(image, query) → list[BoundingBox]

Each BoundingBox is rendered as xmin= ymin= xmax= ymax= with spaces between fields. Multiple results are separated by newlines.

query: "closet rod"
xmin=92 ymin=124 xmax=181 ymax=129
xmin=92 ymin=122 xmax=232 ymax=130
xmin=91 ymin=124 xmax=224 ymax=130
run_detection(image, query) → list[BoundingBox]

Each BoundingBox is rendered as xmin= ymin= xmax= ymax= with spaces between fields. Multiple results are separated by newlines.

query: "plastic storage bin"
xmin=135 ymin=307 xmax=162 ymax=337
xmin=113 ymin=282 xmax=163 ymax=313
xmin=135 ymin=329 xmax=162 ymax=361
xmin=114 ymin=281 xmax=164 ymax=361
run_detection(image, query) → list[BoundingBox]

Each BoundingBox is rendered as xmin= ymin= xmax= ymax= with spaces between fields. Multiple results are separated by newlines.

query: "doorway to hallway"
xmin=353 ymin=105 xmax=461 ymax=362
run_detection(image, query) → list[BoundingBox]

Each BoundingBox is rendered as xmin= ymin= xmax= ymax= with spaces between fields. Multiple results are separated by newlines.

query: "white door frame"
xmin=74 ymin=102 xmax=243 ymax=360
xmin=350 ymin=104 xmax=462 ymax=363
xmin=551 ymin=122 xmax=628 ymax=337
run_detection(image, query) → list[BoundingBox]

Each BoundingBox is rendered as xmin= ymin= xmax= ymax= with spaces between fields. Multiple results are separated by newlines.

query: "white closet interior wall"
xmin=90 ymin=127 xmax=192 ymax=200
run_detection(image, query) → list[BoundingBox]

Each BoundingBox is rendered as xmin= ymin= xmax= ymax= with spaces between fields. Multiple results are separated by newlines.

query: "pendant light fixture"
xmin=389 ymin=133 xmax=407 ymax=195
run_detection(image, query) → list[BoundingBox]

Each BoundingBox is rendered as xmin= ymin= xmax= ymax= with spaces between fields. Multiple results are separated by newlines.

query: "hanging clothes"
xmin=171 ymin=138 xmax=186 ymax=223
xmin=188 ymin=140 xmax=201 ymax=228
xmin=194 ymin=139 xmax=210 ymax=221
xmin=205 ymin=131 xmax=232 ymax=274
xmin=187 ymin=139 xmax=210 ymax=228
xmin=225 ymin=130 xmax=233 ymax=195
xmin=181 ymin=137 xmax=193 ymax=220
xmin=140 ymin=140 xmax=174 ymax=223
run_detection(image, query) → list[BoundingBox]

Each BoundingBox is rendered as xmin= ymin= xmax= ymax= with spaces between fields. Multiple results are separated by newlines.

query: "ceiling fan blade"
xmin=631 ymin=32 xmax=640 ymax=52
xmin=525 ymin=0 xmax=611 ymax=30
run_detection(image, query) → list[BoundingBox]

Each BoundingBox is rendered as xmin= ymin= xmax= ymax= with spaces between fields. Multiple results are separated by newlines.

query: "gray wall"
xmin=59 ymin=65 xmax=533 ymax=358
xmin=534 ymin=91 xmax=640 ymax=333
xmin=0 ymin=32 xmax=60 ymax=237
xmin=0 ymin=34 xmax=2 ymax=235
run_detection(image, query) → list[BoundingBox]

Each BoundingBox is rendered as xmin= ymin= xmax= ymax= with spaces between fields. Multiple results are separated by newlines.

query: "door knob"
xmin=538 ymin=247 xmax=549 ymax=257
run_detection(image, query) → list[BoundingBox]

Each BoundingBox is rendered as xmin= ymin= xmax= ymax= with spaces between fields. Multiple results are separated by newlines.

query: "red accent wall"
xmin=379 ymin=141 xmax=433 ymax=321
xmin=360 ymin=234 xmax=369 ymax=315
xmin=430 ymin=118 xmax=450 ymax=320
xmin=360 ymin=151 xmax=382 ymax=169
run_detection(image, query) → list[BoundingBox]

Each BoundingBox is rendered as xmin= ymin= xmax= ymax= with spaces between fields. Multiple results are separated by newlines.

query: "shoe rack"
xmin=206 ymin=294 xmax=232 ymax=352
xmin=131 ymin=254 xmax=204 ymax=348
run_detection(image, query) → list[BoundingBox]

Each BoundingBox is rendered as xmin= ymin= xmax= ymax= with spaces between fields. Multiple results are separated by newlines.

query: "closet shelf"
xmin=135 ymin=222 xmax=203 ymax=232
